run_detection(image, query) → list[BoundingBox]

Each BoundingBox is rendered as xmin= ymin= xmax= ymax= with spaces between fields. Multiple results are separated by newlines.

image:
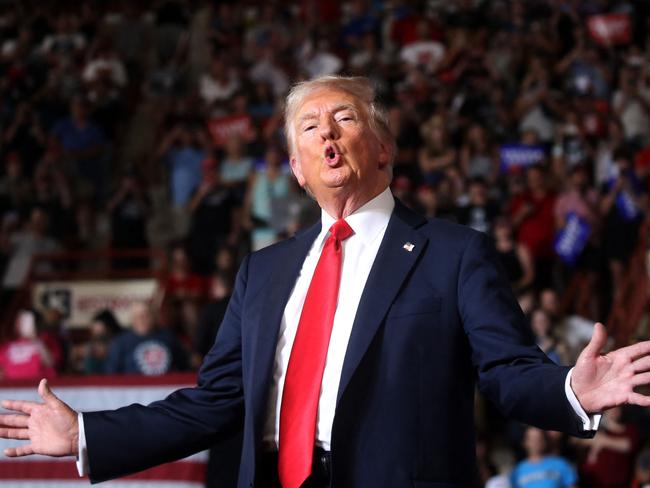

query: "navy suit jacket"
xmin=84 ymin=200 xmax=591 ymax=487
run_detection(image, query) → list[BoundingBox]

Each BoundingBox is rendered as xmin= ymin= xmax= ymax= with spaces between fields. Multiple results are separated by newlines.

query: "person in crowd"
xmin=612 ymin=65 xmax=650 ymax=148
xmin=31 ymin=151 xmax=75 ymax=245
xmin=187 ymin=157 xmax=241 ymax=274
xmin=599 ymin=147 xmax=646 ymax=298
xmin=530 ymin=308 xmax=563 ymax=365
xmin=459 ymin=123 xmax=498 ymax=184
xmin=164 ymin=243 xmax=207 ymax=303
xmin=220 ymin=136 xmax=254 ymax=202
xmin=510 ymin=427 xmax=578 ymax=488
xmin=103 ymin=301 xmax=188 ymax=375
xmin=515 ymin=57 xmax=561 ymax=145
xmin=199 ymin=54 xmax=242 ymax=108
xmin=156 ymin=123 xmax=208 ymax=239
xmin=50 ymin=96 xmax=108 ymax=204
xmin=2 ymin=103 xmax=46 ymax=177
xmin=594 ymin=119 xmax=627 ymax=188
xmin=0 ymin=310 xmax=55 ymax=380
xmin=1 ymin=207 xmax=60 ymax=293
xmin=508 ymin=165 xmax=557 ymax=289
xmin=0 ymin=152 xmax=34 ymax=224
xmin=107 ymin=169 xmax=150 ymax=269
xmin=38 ymin=13 xmax=86 ymax=60
xmin=82 ymin=310 xmax=122 ymax=375
xmin=456 ymin=177 xmax=500 ymax=234
xmin=243 ymin=145 xmax=293 ymax=251
xmin=161 ymin=242 xmax=207 ymax=344
xmin=554 ymin=164 xmax=602 ymax=319
xmin=492 ymin=216 xmax=535 ymax=294
xmin=418 ymin=114 xmax=457 ymax=186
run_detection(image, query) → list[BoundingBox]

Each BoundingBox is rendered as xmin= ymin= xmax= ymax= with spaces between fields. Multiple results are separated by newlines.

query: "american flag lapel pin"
xmin=403 ymin=242 xmax=415 ymax=252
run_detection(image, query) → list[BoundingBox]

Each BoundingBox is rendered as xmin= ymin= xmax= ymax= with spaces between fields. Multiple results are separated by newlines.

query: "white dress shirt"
xmin=263 ymin=187 xmax=396 ymax=450
xmin=77 ymin=186 xmax=599 ymax=475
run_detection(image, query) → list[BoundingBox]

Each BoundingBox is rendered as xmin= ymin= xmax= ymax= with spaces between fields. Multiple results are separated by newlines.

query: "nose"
xmin=318 ymin=115 xmax=339 ymax=140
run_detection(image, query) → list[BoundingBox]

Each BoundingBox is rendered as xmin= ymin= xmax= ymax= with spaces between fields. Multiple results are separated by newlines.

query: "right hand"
xmin=0 ymin=379 xmax=79 ymax=457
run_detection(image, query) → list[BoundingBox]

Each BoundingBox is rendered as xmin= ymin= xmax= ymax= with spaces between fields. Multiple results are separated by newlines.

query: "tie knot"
xmin=329 ymin=219 xmax=354 ymax=242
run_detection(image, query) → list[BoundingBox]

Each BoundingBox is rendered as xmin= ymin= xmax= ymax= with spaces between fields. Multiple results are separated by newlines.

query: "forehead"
xmin=294 ymin=88 xmax=365 ymax=121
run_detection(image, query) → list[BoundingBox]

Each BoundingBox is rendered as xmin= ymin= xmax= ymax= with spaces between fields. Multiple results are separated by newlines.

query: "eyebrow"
xmin=297 ymin=104 xmax=359 ymax=125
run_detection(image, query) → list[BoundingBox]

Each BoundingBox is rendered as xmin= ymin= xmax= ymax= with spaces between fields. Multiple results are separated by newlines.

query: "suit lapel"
xmin=250 ymin=221 xmax=321 ymax=436
xmin=336 ymin=200 xmax=428 ymax=404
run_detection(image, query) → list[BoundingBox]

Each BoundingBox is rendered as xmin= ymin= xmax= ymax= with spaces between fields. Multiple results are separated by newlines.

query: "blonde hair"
xmin=284 ymin=75 xmax=396 ymax=165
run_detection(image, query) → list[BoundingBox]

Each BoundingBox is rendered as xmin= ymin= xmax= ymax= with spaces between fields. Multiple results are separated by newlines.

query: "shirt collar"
xmin=320 ymin=187 xmax=394 ymax=246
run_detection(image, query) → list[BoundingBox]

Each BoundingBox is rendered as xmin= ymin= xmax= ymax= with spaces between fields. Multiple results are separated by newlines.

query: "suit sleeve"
xmin=83 ymin=255 xmax=250 ymax=483
xmin=458 ymin=232 xmax=592 ymax=437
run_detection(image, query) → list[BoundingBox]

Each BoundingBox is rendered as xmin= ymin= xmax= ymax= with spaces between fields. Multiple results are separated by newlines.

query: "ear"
xmin=377 ymin=139 xmax=392 ymax=169
xmin=290 ymin=157 xmax=306 ymax=187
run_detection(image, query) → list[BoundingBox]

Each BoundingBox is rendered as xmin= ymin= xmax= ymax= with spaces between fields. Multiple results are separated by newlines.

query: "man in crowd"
xmin=2 ymin=76 xmax=650 ymax=488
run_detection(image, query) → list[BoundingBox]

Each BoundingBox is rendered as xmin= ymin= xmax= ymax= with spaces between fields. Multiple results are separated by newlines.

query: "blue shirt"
xmin=166 ymin=147 xmax=205 ymax=206
xmin=511 ymin=456 xmax=577 ymax=488
xmin=52 ymin=118 xmax=105 ymax=151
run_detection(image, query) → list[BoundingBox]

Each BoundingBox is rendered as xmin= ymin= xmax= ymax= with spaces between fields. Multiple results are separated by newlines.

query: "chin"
xmin=320 ymin=168 xmax=350 ymax=187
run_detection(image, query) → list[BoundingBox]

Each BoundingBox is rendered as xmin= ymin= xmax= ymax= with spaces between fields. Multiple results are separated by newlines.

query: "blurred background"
xmin=1 ymin=0 xmax=650 ymax=487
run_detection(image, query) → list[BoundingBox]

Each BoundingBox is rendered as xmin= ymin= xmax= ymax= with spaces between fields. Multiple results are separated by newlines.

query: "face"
xmin=131 ymin=302 xmax=154 ymax=335
xmin=523 ymin=427 xmax=546 ymax=456
xmin=531 ymin=309 xmax=551 ymax=338
xmin=289 ymin=89 xmax=391 ymax=208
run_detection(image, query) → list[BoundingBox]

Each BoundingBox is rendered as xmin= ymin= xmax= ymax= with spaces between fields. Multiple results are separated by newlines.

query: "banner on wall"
xmin=32 ymin=279 xmax=158 ymax=328
xmin=587 ymin=13 xmax=632 ymax=46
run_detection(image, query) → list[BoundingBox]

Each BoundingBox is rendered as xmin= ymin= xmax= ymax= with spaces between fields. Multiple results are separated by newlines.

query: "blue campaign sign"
xmin=554 ymin=212 xmax=591 ymax=265
xmin=615 ymin=190 xmax=639 ymax=221
xmin=607 ymin=174 xmax=642 ymax=221
xmin=499 ymin=144 xmax=546 ymax=173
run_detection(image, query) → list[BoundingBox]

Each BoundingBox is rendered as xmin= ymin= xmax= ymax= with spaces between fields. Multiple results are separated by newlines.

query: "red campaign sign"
xmin=207 ymin=114 xmax=254 ymax=146
xmin=587 ymin=13 xmax=631 ymax=46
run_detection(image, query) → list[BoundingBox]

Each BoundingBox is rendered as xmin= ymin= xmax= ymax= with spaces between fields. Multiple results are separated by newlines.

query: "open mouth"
xmin=324 ymin=146 xmax=341 ymax=165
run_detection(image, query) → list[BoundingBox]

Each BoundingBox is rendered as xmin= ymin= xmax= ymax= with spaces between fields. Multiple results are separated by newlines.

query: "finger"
xmin=0 ymin=428 xmax=29 ymax=440
xmin=4 ymin=444 xmax=34 ymax=457
xmin=38 ymin=378 xmax=58 ymax=407
xmin=628 ymin=392 xmax=650 ymax=407
xmin=1 ymin=400 xmax=35 ymax=415
xmin=0 ymin=414 xmax=29 ymax=428
xmin=582 ymin=322 xmax=608 ymax=358
xmin=620 ymin=340 xmax=650 ymax=361
xmin=632 ymin=371 xmax=650 ymax=387
xmin=633 ymin=355 xmax=650 ymax=373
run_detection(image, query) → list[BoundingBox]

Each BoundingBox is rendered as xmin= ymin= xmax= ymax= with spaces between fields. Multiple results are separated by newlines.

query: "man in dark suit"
xmin=2 ymin=76 xmax=650 ymax=488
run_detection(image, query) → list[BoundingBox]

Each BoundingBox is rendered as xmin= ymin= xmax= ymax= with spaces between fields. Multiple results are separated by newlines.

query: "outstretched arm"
xmin=0 ymin=379 xmax=78 ymax=458
xmin=571 ymin=322 xmax=650 ymax=412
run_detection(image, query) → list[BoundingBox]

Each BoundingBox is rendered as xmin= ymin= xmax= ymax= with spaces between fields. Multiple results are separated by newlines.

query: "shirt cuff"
xmin=76 ymin=412 xmax=89 ymax=477
xmin=565 ymin=367 xmax=602 ymax=431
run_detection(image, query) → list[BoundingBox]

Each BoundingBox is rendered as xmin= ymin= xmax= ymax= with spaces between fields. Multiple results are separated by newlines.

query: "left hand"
xmin=571 ymin=322 xmax=650 ymax=413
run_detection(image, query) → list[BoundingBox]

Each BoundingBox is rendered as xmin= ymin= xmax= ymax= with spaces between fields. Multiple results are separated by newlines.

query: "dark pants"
xmin=255 ymin=449 xmax=331 ymax=488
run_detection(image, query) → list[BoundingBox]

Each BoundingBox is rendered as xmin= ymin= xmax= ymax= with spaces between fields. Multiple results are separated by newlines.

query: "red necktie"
xmin=278 ymin=219 xmax=354 ymax=488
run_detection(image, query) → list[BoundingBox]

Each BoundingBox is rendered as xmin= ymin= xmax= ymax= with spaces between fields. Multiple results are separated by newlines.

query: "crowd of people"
xmin=1 ymin=0 xmax=650 ymax=486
